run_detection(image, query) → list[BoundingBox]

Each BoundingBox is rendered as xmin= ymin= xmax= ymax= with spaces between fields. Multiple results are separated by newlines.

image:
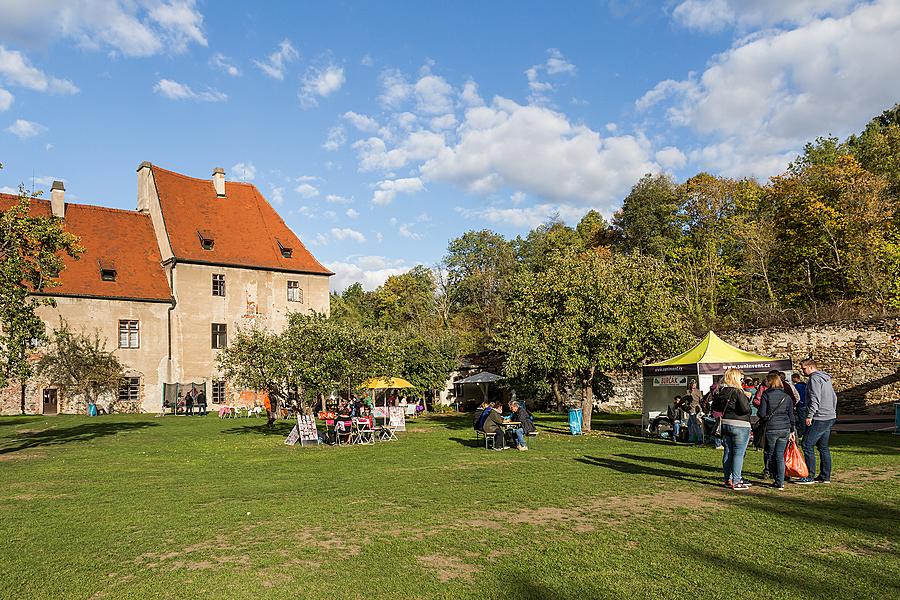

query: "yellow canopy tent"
xmin=641 ymin=331 xmax=792 ymax=431
xmin=361 ymin=377 xmax=414 ymax=428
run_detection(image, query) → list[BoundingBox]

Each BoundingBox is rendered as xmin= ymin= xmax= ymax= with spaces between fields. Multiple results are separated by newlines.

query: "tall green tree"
xmin=373 ymin=265 xmax=437 ymax=330
xmin=613 ymin=173 xmax=680 ymax=258
xmin=497 ymin=249 xmax=688 ymax=431
xmin=0 ymin=176 xmax=83 ymax=412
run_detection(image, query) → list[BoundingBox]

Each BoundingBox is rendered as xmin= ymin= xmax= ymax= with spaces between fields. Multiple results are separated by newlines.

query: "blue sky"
xmin=2 ymin=0 xmax=899 ymax=290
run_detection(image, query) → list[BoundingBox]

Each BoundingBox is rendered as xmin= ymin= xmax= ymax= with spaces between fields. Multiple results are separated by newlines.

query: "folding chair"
xmin=335 ymin=420 xmax=353 ymax=445
xmin=379 ymin=425 xmax=398 ymax=442
xmin=352 ymin=418 xmax=375 ymax=445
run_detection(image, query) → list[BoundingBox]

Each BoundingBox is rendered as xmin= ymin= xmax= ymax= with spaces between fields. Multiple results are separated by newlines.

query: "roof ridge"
xmin=151 ymin=164 xmax=255 ymax=187
xmin=0 ymin=193 xmax=148 ymax=218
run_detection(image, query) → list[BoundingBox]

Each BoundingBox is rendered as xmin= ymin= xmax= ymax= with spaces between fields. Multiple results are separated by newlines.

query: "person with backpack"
xmin=758 ymin=372 xmax=796 ymax=490
xmin=711 ymin=368 xmax=753 ymax=490
xmin=796 ymin=358 xmax=838 ymax=484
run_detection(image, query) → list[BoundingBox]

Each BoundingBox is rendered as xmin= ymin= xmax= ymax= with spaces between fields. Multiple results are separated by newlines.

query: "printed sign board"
xmin=653 ymin=375 xmax=687 ymax=387
xmin=298 ymin=414 xmax=319 ymax=446
xmin=388 ymin=406 xmax=406 ymax=431
xmin=284 ymin=425 xmax=300 ymax=446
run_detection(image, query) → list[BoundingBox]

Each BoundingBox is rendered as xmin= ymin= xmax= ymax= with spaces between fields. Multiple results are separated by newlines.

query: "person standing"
xmin=185 ymin=388 xmax=195 ymax=416
xmin=758 ymin=373 xmax=796 ymax=490
xmin=796 ymin=359 xmax=838 ymax=484
xmin=685 ymin=380 xmax=702 ymax=411
xmin=712 ymin=368 xmax=753 ymax=490
xmin=196 ymin=388 xmax=207 ymax=417
xmin=792 ymin=373 xmax=808 ymax=438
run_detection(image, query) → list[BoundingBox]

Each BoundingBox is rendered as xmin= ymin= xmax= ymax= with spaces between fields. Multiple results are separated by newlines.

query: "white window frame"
xmin=118 ymin=320 xmax=140 ymax=349
xmin=287 ymin=280 xmax=303 ymax=303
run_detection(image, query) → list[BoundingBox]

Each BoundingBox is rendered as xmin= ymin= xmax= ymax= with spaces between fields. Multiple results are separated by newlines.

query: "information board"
xmin=284 ymin=425 xmax=300 ymax=446
xmin=388 ymin=406 xmax=406 ymax=431
xmin=298 ymin=414 xmax=319 ymax=446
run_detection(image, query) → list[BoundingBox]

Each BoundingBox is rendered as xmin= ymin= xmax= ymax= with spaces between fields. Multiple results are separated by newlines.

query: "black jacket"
xmin=512 ymin=406 xmax=535 ymax=434
xmin=712 ymin=386 xmax=751 ymax=423
xmin=758 ymin=388 xmax=795 ymax=432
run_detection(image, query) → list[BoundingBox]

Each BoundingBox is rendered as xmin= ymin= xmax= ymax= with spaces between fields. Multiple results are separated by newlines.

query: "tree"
xmin=612 ymin=173 xmax=680 ymax=258
xmin=373 ymin=265 xmax=436 ymax=330
xmin=36 ymin=320 xmax=124 ymax=412
xmin=443 ymin=230 xmax=516 ymax=350
xmin=0 ymin=175 xmax=83 ymax=412
xmin=497 ymin=249 xmax=689 ymax=431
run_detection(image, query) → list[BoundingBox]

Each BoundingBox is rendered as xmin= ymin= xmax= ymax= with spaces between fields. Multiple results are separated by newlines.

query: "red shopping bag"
xmin=784 ymin=438 xmax=808 ymax=479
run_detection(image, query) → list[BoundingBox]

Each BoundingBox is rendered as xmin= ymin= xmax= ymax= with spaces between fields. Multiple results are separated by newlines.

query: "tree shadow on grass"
xmin=0 ymin=417 xmax=42 ymax=427
xmin=448 ymin=436 xmax=487 ymax=449
xmin=614 ymin=453 xmax=723 ymax=475
xmin=829 ymin=432 xmax=900 ymax=455
xmin=221 ymin=421 xmax=295 ymax=436
xmin=0 ymin=421 xmax=158 ymax=455
xmin=576 ymin=455 xmax=723 ymax=488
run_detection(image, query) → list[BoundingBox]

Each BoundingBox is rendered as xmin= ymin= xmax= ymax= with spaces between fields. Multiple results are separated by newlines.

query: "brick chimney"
xmin=137 ymin=161 xmax=153 ymax=213
xmin=50 ymin=181 xmax=65 ymax=219
xmin=212 ymin=167 xmax=225 ymax=197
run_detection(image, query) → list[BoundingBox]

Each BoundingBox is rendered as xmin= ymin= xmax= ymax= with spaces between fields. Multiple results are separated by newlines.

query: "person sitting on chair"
xmin=507 ymin=400 xmax=535 ymax=451
xmin=482 ymin=401 xmax=506 ymax=450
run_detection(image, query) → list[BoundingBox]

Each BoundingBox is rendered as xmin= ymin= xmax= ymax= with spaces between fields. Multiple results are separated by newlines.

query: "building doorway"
xmin=42 ymin=388 xmax=59 ymax=415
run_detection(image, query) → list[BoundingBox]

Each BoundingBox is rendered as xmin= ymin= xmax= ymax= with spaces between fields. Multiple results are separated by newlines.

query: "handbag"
xmin=752 ymin=395 xmax=786 ymax=449
xmin=712 ymin=389 xmax=736 ymax=437
xmin=784 ymin=437 xmax=809 ymax=478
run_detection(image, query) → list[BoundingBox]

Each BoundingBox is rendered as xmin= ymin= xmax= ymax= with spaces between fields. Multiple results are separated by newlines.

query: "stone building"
xmin=0 ymin=163 xmax=332 ymax=415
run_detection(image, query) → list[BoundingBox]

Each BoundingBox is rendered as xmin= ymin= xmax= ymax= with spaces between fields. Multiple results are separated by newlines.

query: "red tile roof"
xmin=0 ymin=194 xmax=172 ymax=302
xmin=151 ymin=165 xmax=332 ymax=275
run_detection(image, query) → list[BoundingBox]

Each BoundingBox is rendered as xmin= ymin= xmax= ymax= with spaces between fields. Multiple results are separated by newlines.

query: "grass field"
xmin=1 ymin=412 xmax=898 ymax=599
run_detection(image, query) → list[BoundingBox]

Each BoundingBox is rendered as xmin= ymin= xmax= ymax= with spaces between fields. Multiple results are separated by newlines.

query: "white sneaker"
xmin=518 ymin=446 xmax=528 ymax=451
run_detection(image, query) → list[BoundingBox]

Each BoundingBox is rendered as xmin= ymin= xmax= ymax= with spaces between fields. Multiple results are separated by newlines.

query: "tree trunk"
xmin=581 ymin=382 xmax=593 ymax=432
xmin=20 ymin=383 xmax=26 ymax=415
xmin=551 ymin=380 xmax=564 ymax=412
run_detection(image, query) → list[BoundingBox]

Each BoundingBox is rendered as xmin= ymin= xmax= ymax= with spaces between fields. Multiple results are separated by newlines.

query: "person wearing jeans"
xmin=797 ymin=359 xmax=838 ymax=484
xmin=758 ymin=372 xmax=796 ymax=489
xmin=711 ymin=368 xmax=753 ymax=490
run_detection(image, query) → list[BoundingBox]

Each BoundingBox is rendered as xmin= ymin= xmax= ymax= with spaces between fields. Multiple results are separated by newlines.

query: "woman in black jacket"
xmin=712 ymin=368 xmax=753 ymax=490
xmin=758 ymin=372 xmax=796 ymax=490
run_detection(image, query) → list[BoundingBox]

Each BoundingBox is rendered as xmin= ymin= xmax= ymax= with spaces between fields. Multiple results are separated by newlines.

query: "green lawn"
xmin=1 ymin=412 xmax=898 ymax=599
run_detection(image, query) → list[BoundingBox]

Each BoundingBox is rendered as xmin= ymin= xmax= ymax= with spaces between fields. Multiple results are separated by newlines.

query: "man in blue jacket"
xmin=796 ymin=359 xmax=838 ymax=484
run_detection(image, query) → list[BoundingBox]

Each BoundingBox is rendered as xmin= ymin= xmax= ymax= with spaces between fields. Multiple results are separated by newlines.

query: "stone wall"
xmin=722 ymin=318 xmax=899 ymax=414
xmin=589 ymin=317 xmax=898 ymax=414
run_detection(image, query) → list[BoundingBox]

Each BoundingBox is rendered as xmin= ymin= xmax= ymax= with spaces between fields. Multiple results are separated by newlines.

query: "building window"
xmin=198 ymin=229 xmax=215 ymax=251
xmin=212 ymin=380 xmax=226 ymax=404
xmin=212 ymin=274 xmax=225 ymax=297
xmin=118 ymin=320 xmax=139 ymax=348
xmin=277 ymin=239 xmax=293 ymax=258
xmin=211 ymin=323 xmax=227 ymax=349
xmin=99 ymin=258 xmax=117 ymax=281
xmin=287 ymin=281 xmax=303 ymax=303
xmin=118 ymin=377 xmax=140 ymax=402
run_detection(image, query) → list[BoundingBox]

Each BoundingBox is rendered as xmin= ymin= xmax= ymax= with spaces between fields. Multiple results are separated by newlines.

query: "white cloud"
xmin=295 ymin=183 xmax=319 ymax=198
xmin=254 ymin=39 xmax=298 ymax=80
xmin=231 ymin=162 xmax=255 ymax=181
xmin=429 ymin=114 xmax=457 ymax=130
xmin=457 ymin=202 xmax=587 ymax=229
xmin=655 ymin=146 xmax=687 ymax=170
xmin=299 ymin=64 xmax=345 ymax=108
xmin=0 ymin=185 xmax=17 ymax=194
xmin=33 ymin=175 xmax=63 ymax=186
xmin=6 ymin=118 xmax=46 ymax=139
xmin=153 ymin=78 xmax=226 ymax=102
xmin=371 ymin=177 xmax=425 ymax=205
xmin=331 ymin=227 xmax=366 ymax=243
xmin=379 ymin=68 xmax=412 ymax=108
xmin=327 ymin=255 xmax=410 ymax=291
xmin=0 ymin=88 xmax=11 ymax=111
xmin=510 ymin=191 xmax=526 ymax=205
xmin=342 ymin=111 xmax=381 ymax=132
xmin=269 ymin=185 xmax=285 ymax=205
xmin=0 ymin=46 xmax=78 ymax=94
xmin=346 ymin=207 xmax=359 ymax=218
xmin=210 ymin=53 xmax=241 ymax=76
xmin=421 ymin=97 xmax=656 ymax=208
xmin=354 ymin=131 xmax=446 ymax=172
xmin=322 ymin=126 xmax=346 ymax=151
xmin=397 ymin=223 xmax=422 ymax=240
xmin=526 ymin=48 xmax=576 ymax=103
xmin=415 ymin=74 xmax=455 ymax=115
xmin=326 ymin=194 xmax=352 ymax=204
xmin=0 ymin=1 xmax=206 ymax=57
xmin=641 ymin=0 xmax=900 ymax=177
xmin=360 ymin=54 xmax=374 ymax=67
xmin=672 ymin=0 xmax=859 ymax=32
xmin=460 ymin=80 xmax=484 ymax=107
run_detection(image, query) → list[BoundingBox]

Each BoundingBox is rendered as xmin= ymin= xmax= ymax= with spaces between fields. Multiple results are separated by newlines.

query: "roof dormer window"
xmin=198 ymin=229 xmax=215 ymax=251
xmin=277 ymin=239 xmax=292 ymax=258
xmin=99 ymin=258 xmax=117 ymax=282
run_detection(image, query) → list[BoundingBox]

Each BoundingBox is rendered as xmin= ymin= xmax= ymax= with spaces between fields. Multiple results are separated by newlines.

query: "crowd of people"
xmin=473 ymin=399 xmax=536 ymax=451
xmin=649 ymin=359 xmax=838 ymax=491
